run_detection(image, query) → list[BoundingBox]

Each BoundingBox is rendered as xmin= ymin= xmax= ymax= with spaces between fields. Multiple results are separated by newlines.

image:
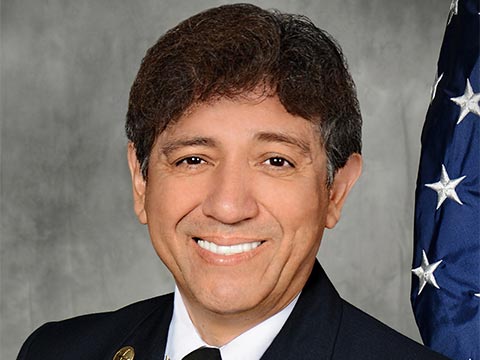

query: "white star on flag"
xmin=431 ymin=72 xmax=444 ymax=102
xmin=450 ymin=78 xmax=480 ymax=124
xmin=475 ymin=293 xmax=480 ymax=298
xmin=447 ymin=0 xmax=459 ymax=25
xmin=425 ymin=164 xmax=466 ymax=209
xmin=412 ymin=250 xmax=443 ymax=295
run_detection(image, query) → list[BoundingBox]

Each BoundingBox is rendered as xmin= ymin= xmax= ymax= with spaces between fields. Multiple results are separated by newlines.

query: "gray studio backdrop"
xmin=1 ymin=0 xmax=448 ymax=358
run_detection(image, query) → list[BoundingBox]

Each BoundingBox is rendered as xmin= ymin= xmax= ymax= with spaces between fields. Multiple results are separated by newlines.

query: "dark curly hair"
xmin=126 ymin=3 xmax=361 ymax=185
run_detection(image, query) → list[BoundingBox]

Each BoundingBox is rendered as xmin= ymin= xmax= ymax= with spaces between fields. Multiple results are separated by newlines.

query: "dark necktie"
xmin=182 ymin=347 xmax=222 ymax=360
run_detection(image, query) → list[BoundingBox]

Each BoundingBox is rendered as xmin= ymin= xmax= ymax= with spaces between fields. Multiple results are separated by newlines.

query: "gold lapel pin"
xmin=113 ymin=346 xmax=135 ymax=360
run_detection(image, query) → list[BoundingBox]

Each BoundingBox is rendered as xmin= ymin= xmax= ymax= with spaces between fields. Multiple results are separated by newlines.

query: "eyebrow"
xmin=254 ymin=131 xmax=312 ymax=155
xmin=159 ymin=137 xmax=218 ymax=156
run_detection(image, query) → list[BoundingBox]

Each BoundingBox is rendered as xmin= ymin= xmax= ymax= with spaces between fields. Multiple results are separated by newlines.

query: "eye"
xmin=263 ymin=157 xmax=294 ymax=168
xmin=175 ymin=156 xmax=206 ymax=167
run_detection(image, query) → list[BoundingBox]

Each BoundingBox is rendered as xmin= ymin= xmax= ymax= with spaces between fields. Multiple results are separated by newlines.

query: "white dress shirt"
xmin=164 ymin=286 xmax=299 ymax=360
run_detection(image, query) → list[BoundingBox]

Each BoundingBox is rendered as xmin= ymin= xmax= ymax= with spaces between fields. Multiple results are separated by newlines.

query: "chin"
xmin=195 ymin=283 xmax=267 ymax=315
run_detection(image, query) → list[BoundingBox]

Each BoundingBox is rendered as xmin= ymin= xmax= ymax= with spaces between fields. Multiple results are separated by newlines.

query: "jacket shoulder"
xmin=334 ymin=301 xmax=450 ymax=360
xmin=17 ymin=294 xmax=173 ymax=360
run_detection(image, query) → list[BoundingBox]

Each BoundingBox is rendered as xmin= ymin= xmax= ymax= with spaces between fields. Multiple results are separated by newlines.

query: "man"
xmin=18 ymin=4 xmax=448 ymax=360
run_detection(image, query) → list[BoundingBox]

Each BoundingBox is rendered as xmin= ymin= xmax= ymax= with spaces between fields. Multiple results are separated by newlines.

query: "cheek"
xmin=145 ymin=176 xmax=204 ymax=223
xmin=144 ymin=177 xmax=205 ymax=260
xmin=257 ymin=175 xmax=328 ymax=241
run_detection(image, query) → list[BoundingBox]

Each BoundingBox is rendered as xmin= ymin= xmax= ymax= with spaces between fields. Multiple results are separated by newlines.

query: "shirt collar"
xmin=164 ymin=286 xmax=299 ymax=360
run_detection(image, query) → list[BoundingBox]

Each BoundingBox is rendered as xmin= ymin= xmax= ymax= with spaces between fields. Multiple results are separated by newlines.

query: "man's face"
xmin=128 ymin=95 xmax=360 ymax=321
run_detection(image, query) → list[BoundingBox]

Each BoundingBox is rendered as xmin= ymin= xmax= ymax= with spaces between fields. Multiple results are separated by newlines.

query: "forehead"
xmin=158 ymin=95 xmax=322 ymax=148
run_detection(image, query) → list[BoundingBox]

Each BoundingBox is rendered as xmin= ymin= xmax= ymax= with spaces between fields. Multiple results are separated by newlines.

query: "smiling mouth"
xmin=193 ymin=237 xmax=263 ymax=255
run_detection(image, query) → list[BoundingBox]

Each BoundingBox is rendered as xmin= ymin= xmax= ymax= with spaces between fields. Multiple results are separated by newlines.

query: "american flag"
xmin=411 ymin=0 xmax=480 ymax=359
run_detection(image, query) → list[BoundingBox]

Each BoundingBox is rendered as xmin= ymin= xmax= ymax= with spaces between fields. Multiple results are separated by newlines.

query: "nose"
xmin=202 ymin=162 xmax=259 ymax=224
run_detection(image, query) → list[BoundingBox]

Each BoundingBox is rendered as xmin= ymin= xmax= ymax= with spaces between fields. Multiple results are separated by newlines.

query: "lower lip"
xmin=193 ymin=239 xmax=265 ymax=265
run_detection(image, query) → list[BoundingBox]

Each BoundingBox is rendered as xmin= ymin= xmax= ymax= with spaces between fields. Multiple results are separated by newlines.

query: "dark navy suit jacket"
xmin=17 ymin=261 xmax=449 ymax=359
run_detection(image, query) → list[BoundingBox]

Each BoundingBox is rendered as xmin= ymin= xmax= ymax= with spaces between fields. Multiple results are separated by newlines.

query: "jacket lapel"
xmin=261 ymin=260 xmax=343 ymax=359
xmin=112 ymin=293 xmax=174 ymax=360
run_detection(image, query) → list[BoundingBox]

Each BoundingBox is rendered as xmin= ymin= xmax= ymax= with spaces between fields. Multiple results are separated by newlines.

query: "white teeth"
xmin=197 ymin=239 xmax=261 ymax=255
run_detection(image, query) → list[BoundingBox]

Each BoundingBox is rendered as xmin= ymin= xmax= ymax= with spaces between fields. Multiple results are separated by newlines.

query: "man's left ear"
xmin=325 ymin=153 xmax=362 ymax=229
